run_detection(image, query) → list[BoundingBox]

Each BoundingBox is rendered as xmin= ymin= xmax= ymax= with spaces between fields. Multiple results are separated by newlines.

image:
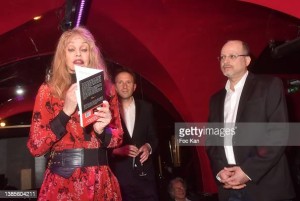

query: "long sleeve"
xmin=27 ymin=84 xmax=61 ymax=156
xmin=28 ymin=82 xmax=124 ymax=157
xmin=206 ymin=90 xmax=227 ymax=178
xmin=240 ymin=77 xmax=289 ymax=183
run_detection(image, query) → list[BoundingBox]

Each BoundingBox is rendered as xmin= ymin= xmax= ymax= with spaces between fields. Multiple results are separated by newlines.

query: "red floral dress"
xmin=27 ymin=83 xmax=123 ymax=201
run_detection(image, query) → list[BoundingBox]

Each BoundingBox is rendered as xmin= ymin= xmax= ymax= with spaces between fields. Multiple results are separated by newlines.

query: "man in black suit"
xmin=110 ymin=68 xmax=159 ymax=201
xmin=206 ymin=40 xmax=295 ymax=201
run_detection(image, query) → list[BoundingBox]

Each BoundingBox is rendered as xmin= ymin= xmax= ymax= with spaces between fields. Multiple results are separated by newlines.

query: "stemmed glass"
xmin=133 ymin=150 xmax=147 ymax=176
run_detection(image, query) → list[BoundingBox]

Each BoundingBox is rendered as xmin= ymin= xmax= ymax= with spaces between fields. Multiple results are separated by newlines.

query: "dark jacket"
xmin=206 ymin=73 xmax=295 ymax=201
xmin=109 ymin=99 xmax=159 ymax=200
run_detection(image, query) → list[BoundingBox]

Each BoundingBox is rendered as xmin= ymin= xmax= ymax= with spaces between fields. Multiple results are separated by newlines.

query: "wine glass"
xmin=133 ymin=151 xmax=147 ymax=176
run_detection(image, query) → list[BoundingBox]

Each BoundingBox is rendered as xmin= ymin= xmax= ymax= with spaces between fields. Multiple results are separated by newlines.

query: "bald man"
xmin=206 ymin=40 xmax=295 ymax=201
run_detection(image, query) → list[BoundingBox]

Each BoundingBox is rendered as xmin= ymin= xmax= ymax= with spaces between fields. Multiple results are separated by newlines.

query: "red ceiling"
xmin=241 ymin=0 xmax=300 ymax=19
xmin=85 ymin=0 xmax=300 ymax=122
xmin=0 ymin=0 xmax=64 ymax=35
xmin=1 ymin=1 xmax=299 ymax=117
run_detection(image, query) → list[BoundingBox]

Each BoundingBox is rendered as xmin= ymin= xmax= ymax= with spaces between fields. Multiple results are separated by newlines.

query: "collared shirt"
xmin=223 ymin=71 xmax=248 ymax=165
xmin=120 ymin=97 xmax=136 ymax=137
xmin=119 ymin=98 xmax=153 ymax=153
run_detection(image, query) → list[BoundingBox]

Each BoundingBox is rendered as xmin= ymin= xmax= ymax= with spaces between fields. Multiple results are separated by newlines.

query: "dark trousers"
xmin=228 ymin=189 xmax=253 ymax=201
xmin=120 ymin=179 xmax=159 ymax=201
xmin=228 ymin=189 xmax=294 ymax=201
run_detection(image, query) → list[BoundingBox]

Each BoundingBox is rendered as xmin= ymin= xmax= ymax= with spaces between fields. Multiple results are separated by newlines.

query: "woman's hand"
xmin=63 ymin=83 xmax=78 ymax=116
xmin=93 ymin=100 xmax=112 ymax=134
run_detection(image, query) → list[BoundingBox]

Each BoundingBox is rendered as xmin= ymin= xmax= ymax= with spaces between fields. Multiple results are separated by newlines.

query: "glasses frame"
xmin=218 ymin=54 xmax=249 ymax=62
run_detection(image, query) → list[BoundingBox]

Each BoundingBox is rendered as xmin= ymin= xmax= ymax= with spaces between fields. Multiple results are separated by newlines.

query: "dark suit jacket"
xmin=109 ymin=99 xmax=158 ymax=195
xmin=206 ymin=73 xmax=295 ymax=201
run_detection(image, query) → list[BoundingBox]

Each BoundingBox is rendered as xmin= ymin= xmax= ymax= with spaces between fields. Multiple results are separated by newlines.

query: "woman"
xmin=27 ymin=27 xmax=123 ymax=200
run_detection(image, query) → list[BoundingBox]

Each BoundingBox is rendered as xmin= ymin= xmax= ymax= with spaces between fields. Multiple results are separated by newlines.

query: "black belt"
xmin=47 ymin=148 xmax=108 ymax=179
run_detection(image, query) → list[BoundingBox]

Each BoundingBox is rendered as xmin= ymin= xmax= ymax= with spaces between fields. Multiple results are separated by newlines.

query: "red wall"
xmin=1 ymin=0 xmax=299 ymax=193
xmin=85 ymin=0 xmax=300 ymax=192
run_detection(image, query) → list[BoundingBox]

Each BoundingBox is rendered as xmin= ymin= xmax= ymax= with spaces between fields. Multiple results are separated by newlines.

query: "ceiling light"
xmin=33 ymin=16 xmax=42 ymax=21
xmin=76 ymin=0 xmax=86 ymax=27
xmin=0 ymin=122 xmax=6 ymax=127
xmin=16 ymin=86 xmax=25 ymax=95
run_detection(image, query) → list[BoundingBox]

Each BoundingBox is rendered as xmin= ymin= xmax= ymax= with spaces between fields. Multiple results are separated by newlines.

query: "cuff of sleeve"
xmin=240 ymin=166 xmax=252 ymax=181
xmin=96 ymin=127 xmax=112 ymax=147
xmin=216 ymin=174 xmax=222 ymax=182
xmin=146 ymin=143 xmax=152 ymax=154
xmin=59 ymin=110 xmax=71 ymax=125
xmin=50 ymin=110 xmax=71 ymax=138
xmin=245 ymin=173 xmax=252 ymax=181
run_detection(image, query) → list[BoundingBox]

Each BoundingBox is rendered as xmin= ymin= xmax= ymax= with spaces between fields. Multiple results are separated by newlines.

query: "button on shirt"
xmin=224 ymin=71 xmax=248 ymax=165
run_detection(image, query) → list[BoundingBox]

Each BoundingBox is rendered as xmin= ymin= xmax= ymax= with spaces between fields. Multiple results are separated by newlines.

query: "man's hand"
xmin=218 ymin=168 xmax=234 ymax=182
xmin=113 ymin=145 xmax=139 ymax=157
xmin=138 ymin=143 xmax=151 ymax=164
xmin=222 ymin=166 xmax=249 ymax=189
xmin=113 ymin=143 xmax=151 ymax=164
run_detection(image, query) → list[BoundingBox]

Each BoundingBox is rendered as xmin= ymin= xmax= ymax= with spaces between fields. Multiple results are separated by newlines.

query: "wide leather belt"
xmin=47 ymin=148 xmax=108 ymax=178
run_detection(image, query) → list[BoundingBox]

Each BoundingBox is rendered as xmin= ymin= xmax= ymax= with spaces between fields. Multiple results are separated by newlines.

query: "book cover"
xmin=75 ymin=65 xmax=105 ymax=127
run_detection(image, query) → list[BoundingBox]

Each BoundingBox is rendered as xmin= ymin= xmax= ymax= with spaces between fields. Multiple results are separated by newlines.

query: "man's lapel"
xmin=236 ymin=73 xmax=256 ymax=122
xmin=131 ymin=100 xmax=140 ymax=139
xmin=121 ymin=117 xmax=129 ymax=136
xmin=219 ymin=90 xmax=226 ymax=122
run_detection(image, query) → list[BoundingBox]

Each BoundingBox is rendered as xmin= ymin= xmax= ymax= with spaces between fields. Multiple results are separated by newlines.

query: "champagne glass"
xmin=133 ymin=147 xmax=147 ymax=176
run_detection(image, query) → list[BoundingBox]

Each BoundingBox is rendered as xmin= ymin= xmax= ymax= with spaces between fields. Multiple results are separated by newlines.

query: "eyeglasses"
xmin=218 ymin=54 xmax=248 ymax=62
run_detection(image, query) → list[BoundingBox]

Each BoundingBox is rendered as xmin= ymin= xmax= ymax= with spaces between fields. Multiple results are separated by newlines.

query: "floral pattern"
xmin=27 ymin=83 xmax=123 ymax=201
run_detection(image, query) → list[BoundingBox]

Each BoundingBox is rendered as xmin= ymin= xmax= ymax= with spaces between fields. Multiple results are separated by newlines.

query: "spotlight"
xmin=33 ymin=16 xmax=42 ymax=21
xmin=0 ymin=122 xmax=6 ymax=127
xmin=15 ymin=86 xmax=25 ymax=95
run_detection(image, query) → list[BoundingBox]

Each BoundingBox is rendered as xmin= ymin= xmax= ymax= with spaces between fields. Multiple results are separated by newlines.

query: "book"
xmin=75 ymin=65 xmax=105 ymax=127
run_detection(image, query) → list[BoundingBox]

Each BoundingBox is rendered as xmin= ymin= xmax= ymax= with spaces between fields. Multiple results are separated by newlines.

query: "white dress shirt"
xmin=223 ymin=71 xmax=248 ymax=165
xmin=120 ymin=97 xmax=136 ymax=137
xmin=120 ymin=98 xmax=153 ymax=153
